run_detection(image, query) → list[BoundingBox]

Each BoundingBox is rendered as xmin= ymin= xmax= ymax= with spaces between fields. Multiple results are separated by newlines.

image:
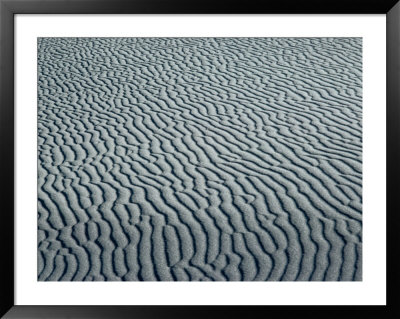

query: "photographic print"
xmin=37 ymin=37 xmax=362 ymax=282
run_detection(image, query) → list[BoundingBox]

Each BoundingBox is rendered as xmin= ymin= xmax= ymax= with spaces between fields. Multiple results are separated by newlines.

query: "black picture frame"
xmin=1 ymin=0 xmax=399 ymax=318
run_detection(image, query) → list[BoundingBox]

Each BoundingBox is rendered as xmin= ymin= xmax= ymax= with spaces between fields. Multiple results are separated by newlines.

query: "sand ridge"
xmin=38 ymin=38 xmax=362 ymax=281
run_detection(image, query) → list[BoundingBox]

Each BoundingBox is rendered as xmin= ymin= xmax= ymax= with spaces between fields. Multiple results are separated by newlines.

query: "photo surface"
xmin=37 ymin=37 xmax=362 ymax=281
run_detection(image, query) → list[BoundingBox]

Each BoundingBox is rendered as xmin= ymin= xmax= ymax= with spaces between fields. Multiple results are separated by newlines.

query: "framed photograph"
xmin=1 ymin=0 xmax=398 ymax=318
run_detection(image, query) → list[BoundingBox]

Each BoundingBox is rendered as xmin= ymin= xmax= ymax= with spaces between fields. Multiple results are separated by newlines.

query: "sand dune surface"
xmin=38 ymin=38 xmax=362 ymax=281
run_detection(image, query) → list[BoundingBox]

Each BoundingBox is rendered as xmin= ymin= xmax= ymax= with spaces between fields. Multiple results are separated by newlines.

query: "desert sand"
xmin=38 ymin=38 xmax=362 ymax=281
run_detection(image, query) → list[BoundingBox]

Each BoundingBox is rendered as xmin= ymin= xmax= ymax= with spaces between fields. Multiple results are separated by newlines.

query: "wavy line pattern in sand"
xmin=38 ymin=38 xmax=362 ymax=281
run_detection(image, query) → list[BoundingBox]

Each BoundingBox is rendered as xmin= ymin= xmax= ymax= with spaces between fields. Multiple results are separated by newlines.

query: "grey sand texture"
xmin=38 ymin=37 xmax=362 ymax=281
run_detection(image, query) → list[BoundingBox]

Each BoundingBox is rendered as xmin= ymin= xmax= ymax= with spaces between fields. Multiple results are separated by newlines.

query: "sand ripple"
xmin=38 ymin=38 xmax=362 ymax=281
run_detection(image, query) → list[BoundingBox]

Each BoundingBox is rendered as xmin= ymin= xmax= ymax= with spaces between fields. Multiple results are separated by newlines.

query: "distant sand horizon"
xmin=38 ymin=37 xmax=362 ymax=281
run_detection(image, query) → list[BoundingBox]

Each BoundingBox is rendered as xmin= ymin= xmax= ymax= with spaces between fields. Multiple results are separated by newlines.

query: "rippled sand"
xmin=38 ymin=38 xmax=362 ymax=281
